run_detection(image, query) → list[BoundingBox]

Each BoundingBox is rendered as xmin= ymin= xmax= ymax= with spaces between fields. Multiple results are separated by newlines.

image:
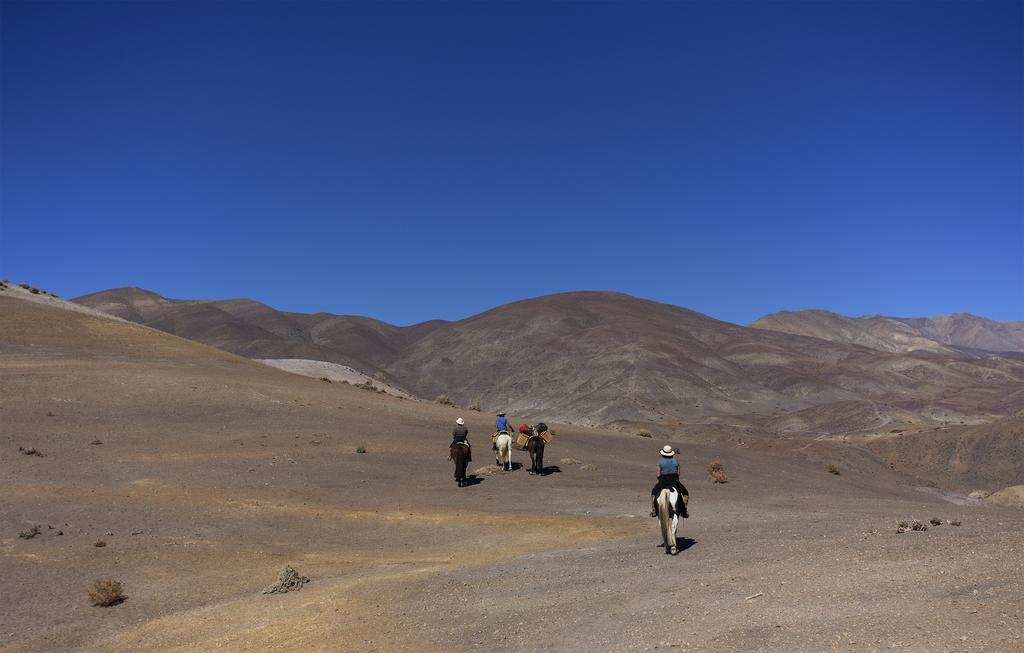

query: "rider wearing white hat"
xmin=449 ymin=417 xmax=470 ymax=454
xmin=650 ymin=445 xmax=689 ymax=518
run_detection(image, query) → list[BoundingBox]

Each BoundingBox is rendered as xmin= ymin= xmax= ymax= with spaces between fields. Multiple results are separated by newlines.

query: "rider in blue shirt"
xmin=495 ymin=412 xmax=511 ymax=433
xmin=651 ymin=445 xmax=689 ymax=518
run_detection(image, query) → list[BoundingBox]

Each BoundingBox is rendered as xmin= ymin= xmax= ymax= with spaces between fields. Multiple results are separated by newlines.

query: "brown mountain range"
xmin=752 ymin=309 xmax=1024 ymax=354
xmin=75 ymin=288 xmax=1024 ymax=431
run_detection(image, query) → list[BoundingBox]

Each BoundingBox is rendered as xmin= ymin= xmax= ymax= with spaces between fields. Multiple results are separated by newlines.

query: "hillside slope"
xmin=753 ymin=310 xmax=1024 ymax=354
xmin=75 ymin=288 xmax=1024 ymax=429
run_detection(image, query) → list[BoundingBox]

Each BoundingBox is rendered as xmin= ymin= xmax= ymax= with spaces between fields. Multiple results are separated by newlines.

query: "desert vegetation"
xmin=827 ymin=464 xmax=841 ymax=475
xmin=88 ymin=580 xmax=125 ymax=607
xmin=637 ymin=430 xmax=652 ymax=438
xmin=434 ymin=394 xmax=455 ymax=406
xmin=708 ymin=460 xmax=728 ymax=483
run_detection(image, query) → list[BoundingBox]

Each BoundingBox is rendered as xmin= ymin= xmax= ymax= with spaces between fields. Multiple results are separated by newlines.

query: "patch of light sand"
xmin=257 ymin=359 xmax=414 ymax=399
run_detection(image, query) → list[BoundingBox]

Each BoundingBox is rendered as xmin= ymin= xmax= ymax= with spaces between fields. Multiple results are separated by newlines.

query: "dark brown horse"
xmin=525 ymin=435 xmax=545 ymax=475
xmin=451 ymin=442 xmax=471 ymax=487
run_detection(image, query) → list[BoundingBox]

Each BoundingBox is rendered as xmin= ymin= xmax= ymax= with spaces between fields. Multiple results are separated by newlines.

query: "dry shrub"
xmin=373 ymin=371 xmax=388 ymax=382
xmin=580 ymin=463 xmax=597 ymax=471
xmin=319 ymin=377 xmax=332 ymax=383
xmin=469 ymin=399 xmax=481 ymax=412
xmin=18 ymin=446 xmax=44 ymax=457
xmin=827 ymin=464 xmax=841 ymax=475
xmin=637 ymin=430 xmax=652 ymax=438
xmin=355 ymin=446 xmax=367 ymax=454
xmin=896 ymin=520 xmax=928 ymax=533
xmin=434 ymin=394 xmax=455 ymax=406
xmin=94 ymin=540 xmax=107 ymax=547
xmin=929 ymin=517 xmax=943 ymax=526
xmin=19 ymin=525 xmax=41 ymax=539
xmin=708 ymin=460 xmax=728 ymax=483
xmin=560 ymin=457 xmax=582 ymax=465
xmin=89 ymin=580 xmax=125 ymax=606
xmin=262 ymin=565 xmax=309 ymax=594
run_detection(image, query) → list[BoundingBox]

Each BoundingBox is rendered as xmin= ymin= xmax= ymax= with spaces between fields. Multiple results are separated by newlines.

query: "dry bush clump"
xmin=708 ymin=460 xmax=728 ymax=483
xmin=434 ymin=394 xmax=455 ymax=406
xmin=89 ymin=580 xmax=125 ymax=607
xmin=373 ymin=371 xmax=388 ymax=382
xmin=469 ymin=399 xmax=481 ymax=412
xmin=560 ymin=457 xmax=582 ymax=465
xmin=319 ymin=377 xmax=332 ymax=383
xmin=929 ymin=517 xmax=943 ymax=526
xmin=18 ymin=446 xmax=44 ymax=457
xmin=637 ymin=430 xmax=652 ymax=438
xmin=580 ymin=463 xmax=597 ymax=471
xmin=262 ymin=565 xmax=309 ymax=594
xmin=94 ymin=540 xmax=107 ymax=547
xmin=896 ymin=520 xmax=928 ymax=533
xmin=474 ymin=465 xmax=500 ymax=476
xmin=355 ymin=446 xmax=367 ymax=454
xmin=827 ymin=464 xmax=841 ymax=475
xmin=19 ymin=525 xmax=41 ymax=539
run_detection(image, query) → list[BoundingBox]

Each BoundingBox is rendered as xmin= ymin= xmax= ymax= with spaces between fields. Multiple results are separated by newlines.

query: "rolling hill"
xmin=75 ymin=288 xmax=1024 ymax=430
xmin=753 ymin=310 xmax=1024 ymax=354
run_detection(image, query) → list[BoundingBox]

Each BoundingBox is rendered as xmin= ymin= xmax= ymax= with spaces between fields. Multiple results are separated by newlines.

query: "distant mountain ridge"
xmin=75 ymin=288 xmax=1024 ymax=430
xmin=74 ymin=287 xmax=448 ymax=374
xmin=752 ymin=310 xmax=1024 ymax=354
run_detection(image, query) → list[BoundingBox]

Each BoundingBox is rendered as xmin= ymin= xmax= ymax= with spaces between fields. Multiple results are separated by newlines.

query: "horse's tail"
xmin=658 ymin=488 xmax=676 ymax=548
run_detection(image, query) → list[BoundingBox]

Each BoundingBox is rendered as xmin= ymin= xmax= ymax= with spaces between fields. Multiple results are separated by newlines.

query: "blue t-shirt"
xmin=496 ymin=416 xmax=510 ymax=432
xmin=657 ymin=457 xmax=679 ymax=476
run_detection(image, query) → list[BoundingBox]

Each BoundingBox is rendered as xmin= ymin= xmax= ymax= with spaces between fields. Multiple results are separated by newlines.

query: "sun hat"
xmin=660 ymin=445 xmax=675 ymax=457
xmin=497 ymin=411 xmax=505 ymax=416
xmin=456 ymin=417 xmax=465 ymax=425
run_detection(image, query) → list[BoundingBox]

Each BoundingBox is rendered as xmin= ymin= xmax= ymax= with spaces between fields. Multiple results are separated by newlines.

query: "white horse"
xmin=657 ymin=488 xmax=680 ymax=554
xmin=493 ymin=431 xmax=513 ymax=471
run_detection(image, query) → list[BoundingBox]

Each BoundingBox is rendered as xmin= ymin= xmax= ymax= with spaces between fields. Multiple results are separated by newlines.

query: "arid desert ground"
xmin=3 ymin=290 xmax=1023 ymax=652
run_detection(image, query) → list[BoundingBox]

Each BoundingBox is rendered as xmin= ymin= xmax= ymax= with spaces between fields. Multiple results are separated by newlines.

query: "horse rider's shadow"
xmin=508 ymin=462 xmax=524 ymax=471
xmin=538 ymin=465 xmax=562 ymax=476
xmin=463 ymin=474 xmax=483 ymax=486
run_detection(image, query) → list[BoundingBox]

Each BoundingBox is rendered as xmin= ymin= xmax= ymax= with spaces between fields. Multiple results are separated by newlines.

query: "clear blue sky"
xmin=2 ymin=1 xmax=1021 ymax=325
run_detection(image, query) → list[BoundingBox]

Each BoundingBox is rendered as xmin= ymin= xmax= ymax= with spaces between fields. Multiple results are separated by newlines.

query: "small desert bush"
xmin=469 ymin=399 xmax=481 ymax=412
xmin=355 ymin=446 xmax=367 ymax=454
xmin=319 ymin=377 xmax=332 ymax=383
xmin=929 ymin=517 xmax=943 ymax=526
xmin=89 ymin=580 xmax=125 ymax=607
xmin=896 ymin=520 xmax=928 ymax=533
xmin=18 ymin=283 xmax=29 ymax=289
xmin=434 ymin=394 xmax=455 ymax=406
xmin=19 ymin=525 xmax=41 ymax=539
xmin=30 ymin=287 xmax=40 ymax=295
xmin=373 ymin=371 xmax=388 ymax=382
xmin=827 ymin=464 xmax=841 ymax=475
xmin=708 ymin=460 xmax=728 ymax=483
xmin=94 ymin=540 xmax=107 ymax=547
xmin=637 ymin=430 xmax=652 ymax=438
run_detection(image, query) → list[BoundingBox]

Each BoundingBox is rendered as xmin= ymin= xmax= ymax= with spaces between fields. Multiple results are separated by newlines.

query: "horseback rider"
xmin=651 ymin=445 xmax=689 ymax=518
xmin=449 ymin=417 xmax=470 ymax=460
xmin=493 ymin=411 xmax=511 ymax=447
xmin=495 ymin=411 xmax=511 ymax=434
